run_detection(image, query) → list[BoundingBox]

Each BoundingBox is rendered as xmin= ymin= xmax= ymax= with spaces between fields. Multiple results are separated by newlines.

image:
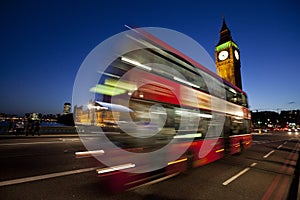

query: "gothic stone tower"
xmin=215 ymin=18 xmax=242 ymax=89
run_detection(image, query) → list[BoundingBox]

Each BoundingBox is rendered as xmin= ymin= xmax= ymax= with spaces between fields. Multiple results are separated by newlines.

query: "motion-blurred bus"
xmin=75 ymin=27 xmax=252 ymax=192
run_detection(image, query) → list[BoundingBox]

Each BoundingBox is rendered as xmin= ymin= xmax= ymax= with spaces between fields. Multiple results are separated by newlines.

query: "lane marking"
xmin=263 ymin=150 xmax=275 ymax=158
xmin=222 ymin=163 xmax=257 ymax=186
xmin=0 ymin=167 xmax=98 ymax=187
xmin=277 ymin=144 xmax=283 ymax=149
xmin=128 ymin=172 xmax=181 ymax=191
xmin=61 ymin=139 xmax=80 ymax=142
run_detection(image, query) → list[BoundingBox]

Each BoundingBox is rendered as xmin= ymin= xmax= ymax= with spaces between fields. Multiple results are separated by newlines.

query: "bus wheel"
xmin=185 ymin=152 xmax=194 ymax=172
xmin=237 ymin=141 xmax=244 ymax=155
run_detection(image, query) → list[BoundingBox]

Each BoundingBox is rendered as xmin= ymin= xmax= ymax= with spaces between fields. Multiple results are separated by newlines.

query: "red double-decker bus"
xmin=75 ymin=27 xmax=252 ymax=192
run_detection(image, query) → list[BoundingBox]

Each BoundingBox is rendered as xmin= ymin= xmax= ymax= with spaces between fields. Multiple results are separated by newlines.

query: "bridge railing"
xmin=0 ymin=125 xmax=77 ymax=134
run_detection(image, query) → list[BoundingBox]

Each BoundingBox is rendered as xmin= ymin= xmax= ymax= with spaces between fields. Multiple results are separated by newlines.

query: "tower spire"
xmin=217 ymin=16 xmax=232 ymax=46
xmin=221 ymin=16 xmax=228 ymax=32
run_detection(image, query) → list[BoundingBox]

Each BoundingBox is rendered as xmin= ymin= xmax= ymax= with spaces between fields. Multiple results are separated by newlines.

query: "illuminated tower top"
xmin=215 ymin=17 xmax=242 ymax=89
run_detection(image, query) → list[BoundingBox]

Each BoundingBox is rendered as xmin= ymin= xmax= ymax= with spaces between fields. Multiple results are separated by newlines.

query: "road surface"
xmin=0 ymin=132 xmax=299 ymax=199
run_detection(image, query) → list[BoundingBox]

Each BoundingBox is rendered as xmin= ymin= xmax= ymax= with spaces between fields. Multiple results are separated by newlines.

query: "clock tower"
xmin=215 ymin=18 xmax=242 ymax=89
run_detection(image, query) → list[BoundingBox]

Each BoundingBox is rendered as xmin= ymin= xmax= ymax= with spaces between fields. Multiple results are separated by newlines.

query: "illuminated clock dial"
xmin=234 ymin=50 xmax=240 ymax=60
xmin=218 ymin=50 xmax=229 ymax=61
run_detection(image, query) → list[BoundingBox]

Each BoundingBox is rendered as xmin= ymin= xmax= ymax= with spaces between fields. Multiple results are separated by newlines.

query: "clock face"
xmin=218 ymin=50 xmax=229 ymax=61
xmin=234 ymin=50 xmax=239 ymax=60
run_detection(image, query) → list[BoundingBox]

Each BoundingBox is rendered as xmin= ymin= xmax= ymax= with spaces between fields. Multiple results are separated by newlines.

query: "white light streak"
xmin=97 ymin=71 xmax=121 ymax=79
xmin=96 ymin=163 xmax=135 ymax=174
xmin=121 ymin=57 xmax=152 ymax=71
xmin=175 ymin=110 xmax=212 ymax=118
xmin=75 ymin=150 xmax=105 ymax=158
xmin=199 ymin=113 xmax=213 ymax=119
xmin=173 ymin=76 xmax=200 ymax=88
xmin=229 ymin=88 xmax=237 ymax=94
xmin=174 ymin=133 xmax=202 ymax=139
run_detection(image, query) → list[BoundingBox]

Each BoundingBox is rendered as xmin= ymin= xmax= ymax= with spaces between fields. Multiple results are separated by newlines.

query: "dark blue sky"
xmin=1 ymin=0 xmax=300 ymax=115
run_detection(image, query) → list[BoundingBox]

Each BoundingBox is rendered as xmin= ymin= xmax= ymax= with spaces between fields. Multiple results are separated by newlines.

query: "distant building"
xmin=251 ymin=110 xmax=300 ymax=129
xmin=25 ymin=113 xmax=40 ymax=120
xmin=251 ymin=111 xmax=280 ymax=129
xmin=56 ymin=102 xmax=74 ymax=126
xmin=279 ymin=110 xmax=300 ymax=128
xmin=215 ymin=17 xmax=242 ymax=89
xmin=74 ymin=102 xmax=120 ymax=127
xmin=63 ymin=102 xmax=71 ymax=115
